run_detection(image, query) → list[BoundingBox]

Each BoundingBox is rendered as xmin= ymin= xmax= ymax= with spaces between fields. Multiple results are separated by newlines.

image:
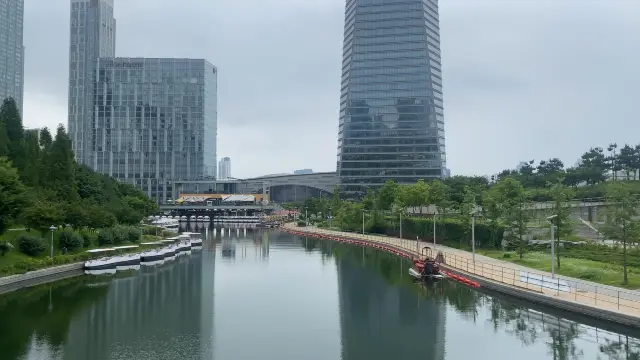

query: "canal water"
xmin=0 ymin=228 xmax=639 ymax=360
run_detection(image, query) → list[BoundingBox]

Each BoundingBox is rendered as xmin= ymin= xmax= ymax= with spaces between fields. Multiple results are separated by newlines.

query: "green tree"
xmin=482 ymin=190 xmax=503 ymax=249
xmin=45 ymin=124 xmax=77 ymax=201
xmin=0 ymin=157 xmax=27 ymax=235
xmin=376 ymin=180 xmax=398 ymax=211
xmin=548 ymin=180 xmax=575 ymax=269
xmin=0 ymin=113 xmax=8 ymax=157
xmin=427 ymin=179 xmax=450 ymax=215
xmin=0 ymin=98 xmax=25 ymax=172
xmin=492 ymin=178 xmax=529 ymax=257
xmin=38 ymin=127 xmax=53 ymax=149
xmin=22 ymin=129 xmax=41 ymax=186
xmin=617 ymin=144 xmax=638 ymax=180
xmin=601 ymin=182 xmax=640 ymax=285
xmin=22 ymin=201 xmax=65 ymax=235
xmin=577 ymin=147 xmax=607 ymax=185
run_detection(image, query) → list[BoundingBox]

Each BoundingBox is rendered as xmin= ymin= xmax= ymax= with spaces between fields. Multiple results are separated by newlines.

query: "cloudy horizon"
xmin=21 ymin=0 xmax=640 ymax=179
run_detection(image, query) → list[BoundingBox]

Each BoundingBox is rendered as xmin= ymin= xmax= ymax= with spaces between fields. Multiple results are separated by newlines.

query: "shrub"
xmin=80 ymin=229 xmax=97 ymax=248
xmin=97 ymin=229 xmax=114 ymax=246
xmin=18 ymin=235 xmax=46 ymax=257
xmin=0 ymin=241 xmax=13 ymax=256
xmin=297 ymin=220 xmax=306 ymax=227
xmin=125 ymin=226 xmax=141 ymax=242
xmin=59 ymin=228 xmax=83 ymax=252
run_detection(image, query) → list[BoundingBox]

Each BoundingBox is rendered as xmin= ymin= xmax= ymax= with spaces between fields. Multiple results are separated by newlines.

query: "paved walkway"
xmin=284 ymin=224 xmax=640 ymax=320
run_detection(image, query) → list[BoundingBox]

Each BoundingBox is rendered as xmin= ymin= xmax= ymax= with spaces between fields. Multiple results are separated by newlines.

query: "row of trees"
xmin=300 ymin=174 xmax=638 ymax=284
xmin=0 ymin=97 xmax=158 ymax=238
xmin=495 ymin=142 xmax=640 ymax=190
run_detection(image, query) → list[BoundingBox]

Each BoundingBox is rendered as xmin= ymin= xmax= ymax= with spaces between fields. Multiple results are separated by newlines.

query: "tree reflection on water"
xmin=302 ymin=235 xmax=640 ymax=360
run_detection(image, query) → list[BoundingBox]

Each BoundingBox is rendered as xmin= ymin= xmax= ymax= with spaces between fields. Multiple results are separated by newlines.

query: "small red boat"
xmin=409 ymin=247 xmax=444 ymax=280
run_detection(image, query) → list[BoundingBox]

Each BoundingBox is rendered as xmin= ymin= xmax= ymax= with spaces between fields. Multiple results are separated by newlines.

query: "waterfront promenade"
xmin=283 ymin=224 xmax=640 ymax=326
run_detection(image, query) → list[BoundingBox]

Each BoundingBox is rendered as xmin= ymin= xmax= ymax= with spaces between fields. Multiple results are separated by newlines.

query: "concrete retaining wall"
xmin=0 ymin=263 xmax=84 ymax=295
xmin=441 ymin=265 xmax=640 ymax=328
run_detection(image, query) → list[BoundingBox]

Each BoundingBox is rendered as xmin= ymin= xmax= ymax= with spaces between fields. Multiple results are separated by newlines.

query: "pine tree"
xmin=39 ymin=127 xmax=52 ymax=149
xmin=46 ymin=124 xmax=77 ymax=201
xmin=0 ymin=98 xmax=25 ymax=171
xmin=22 ymin=129 xmax=41 ymax=186
xmin=0 ymin=116 xmax=8 ymax=157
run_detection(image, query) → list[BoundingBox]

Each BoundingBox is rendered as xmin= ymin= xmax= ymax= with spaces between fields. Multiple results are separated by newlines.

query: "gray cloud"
xmin=22 ymin=0 xmax=640 ymax=178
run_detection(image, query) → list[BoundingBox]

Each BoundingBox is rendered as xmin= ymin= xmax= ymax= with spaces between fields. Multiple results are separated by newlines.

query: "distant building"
xmin=91 ymin=57 xmax=218 ymax=203
xmin=336 ymin=0 xmax=447 ymax=195
xmin=443 ymin=168 xmax=451 ymax=178
xmin=68 ymin=0 xmax=116 ymax=165
xmin=0 ymin=0 xmax=24 ymax=114
xmin=218 ymin=157 xmax=231 ymax=179
xmin=293 ymin=169 xmax=313 ymax=175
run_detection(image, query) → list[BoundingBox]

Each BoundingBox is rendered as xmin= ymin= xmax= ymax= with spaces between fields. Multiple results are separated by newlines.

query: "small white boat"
xmin=190 ymin=215 xmax=196 ymax=221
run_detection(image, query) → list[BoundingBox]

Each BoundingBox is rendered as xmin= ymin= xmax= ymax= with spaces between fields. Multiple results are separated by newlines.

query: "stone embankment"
xmin=0 ymin=263 xmax=84 ymax=295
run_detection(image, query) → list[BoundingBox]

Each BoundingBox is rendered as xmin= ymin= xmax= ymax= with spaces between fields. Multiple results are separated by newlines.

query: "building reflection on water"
xmin=62 ymin=244 xmax=216 ymax=359
xmin=336 ymin=256 xmax=446 ymax=360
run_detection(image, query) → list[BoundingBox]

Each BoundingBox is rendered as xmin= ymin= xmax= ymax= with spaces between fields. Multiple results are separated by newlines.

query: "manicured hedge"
xmin=362 ymin=216 xmax=505 ymax=249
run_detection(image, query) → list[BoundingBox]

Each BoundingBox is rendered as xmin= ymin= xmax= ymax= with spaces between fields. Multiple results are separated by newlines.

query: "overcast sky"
xmin=21 ymin=0 xmax=640 ymax=179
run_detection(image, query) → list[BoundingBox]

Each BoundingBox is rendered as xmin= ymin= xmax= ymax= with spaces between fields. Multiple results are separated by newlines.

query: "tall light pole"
xmin=433 ymin=208 xmax=437 ymax=247
xmin=362 ymin=210 xmax=365 ymax=235
xmin=470 ymin=210 xmax=477 ymax=263
xmin=49 ymin=225 xmax=56 ymax=258
xmin=305 ymin=208 xmax=308 ymax=226
xmin=547 ymin=214 xmax=558 ymax=278
xmin=399 ymin=211 xmax=403 ymax=240
xmin=329 ymin=208 xmax=332 ymax=229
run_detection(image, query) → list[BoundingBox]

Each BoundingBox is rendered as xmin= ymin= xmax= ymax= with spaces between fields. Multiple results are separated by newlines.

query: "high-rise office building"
xmin=0 ymin=0 xmax=24 ymax=114
xmin=92 ymin=57 xmax=218 ymax=203
xmin=218 ymin=157 xmax=231 ymax=179
xmin=336 ymin=0 xmax=446 ymax=195
xmin=68 ymin=0 xmax=116 ymax=166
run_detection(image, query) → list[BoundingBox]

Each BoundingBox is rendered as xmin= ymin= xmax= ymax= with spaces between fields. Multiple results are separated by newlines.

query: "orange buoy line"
xmin=284 ymin=229 xmax=481 ymax=288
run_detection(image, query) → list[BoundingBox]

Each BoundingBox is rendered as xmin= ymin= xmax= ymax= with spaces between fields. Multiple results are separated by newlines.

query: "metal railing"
xmin=292 ymin=225 xmax=640 ymax=317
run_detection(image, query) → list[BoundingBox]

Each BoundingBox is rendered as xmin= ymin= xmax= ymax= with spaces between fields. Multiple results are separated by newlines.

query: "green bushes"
xmin=296 ymin=220 xmax=306 ymax=227
xmin=0 ymin=241 xmax=13 ymax=256
xmin=355 ymin=216 xmax=505 ymax=250
xmin=97 ymin=225 xmax=141 ymax=246
xmin=0 ymin=252 xmax=93 ymax=276
xmin=18 ymin=235 xmax=46 ymax=256
xmin=59 ymin=228 xmax=83 ymax=252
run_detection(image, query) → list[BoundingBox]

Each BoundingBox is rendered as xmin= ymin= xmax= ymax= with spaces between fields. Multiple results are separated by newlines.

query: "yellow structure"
xmin=175 ymin=193 xmax=266 ymax=203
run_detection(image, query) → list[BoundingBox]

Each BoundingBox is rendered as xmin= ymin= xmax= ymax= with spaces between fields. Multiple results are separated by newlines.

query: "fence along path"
xmin=287 ymin=225 xmax=640 ymax=319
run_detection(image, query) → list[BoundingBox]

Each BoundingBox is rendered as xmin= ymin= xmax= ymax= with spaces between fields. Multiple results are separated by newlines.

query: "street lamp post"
xmin=547 ymin=215 xmax=558 ymax=278
xmin=399 ymin=211 xmax=403 ymax=240
xmin=362 ymin=210 xmax=365 ymax=235
xmin=49 ymin=225 xmax=56 ymax=258
xmin=329 ymin=208 xmax=332 ymax=228
xmin=305 ymin=208 xmax=308 ymax=227
xmin=470 ymin=211 xmax=477 ymax=263
xmin=433 ymin=209 xmax=437 ymax=247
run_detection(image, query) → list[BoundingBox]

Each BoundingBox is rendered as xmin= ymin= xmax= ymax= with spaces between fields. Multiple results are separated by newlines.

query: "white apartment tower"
xmin=218 ymin=157 xmax=231 ymax=179
xmin=0 ymin=0 xmax=24 ymax=114
xmin=68 ymin=0 xmax=116 ymax=165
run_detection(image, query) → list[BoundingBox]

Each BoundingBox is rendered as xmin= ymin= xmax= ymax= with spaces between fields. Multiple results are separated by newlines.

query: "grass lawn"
xmin=478 ymin=249 xmax=640 ymax=290
xmin=0 ymin=229 xmax=164 ymax=277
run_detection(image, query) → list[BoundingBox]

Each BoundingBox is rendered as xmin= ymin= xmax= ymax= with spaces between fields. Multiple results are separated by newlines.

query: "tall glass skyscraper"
xmin=0 ymin=0 xmax=24 ymax=114
xmin=336 ymin=0 xmax=446 ymax=195
xmin=68 ymin=0 xmax=117 ymax=166
xmin=93 ymin=57 xmax=218 ymax=203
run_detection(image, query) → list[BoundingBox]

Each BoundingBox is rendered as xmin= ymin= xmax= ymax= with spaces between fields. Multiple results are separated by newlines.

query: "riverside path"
xmin=283 ymin=224 xmax=640 ymax=327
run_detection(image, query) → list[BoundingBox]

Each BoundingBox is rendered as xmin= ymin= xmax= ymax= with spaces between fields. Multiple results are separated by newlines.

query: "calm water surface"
xmin=0 ymin=228 xmax=639 ymax=360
